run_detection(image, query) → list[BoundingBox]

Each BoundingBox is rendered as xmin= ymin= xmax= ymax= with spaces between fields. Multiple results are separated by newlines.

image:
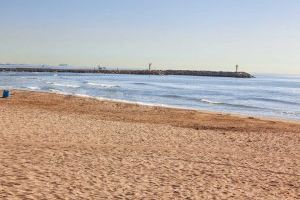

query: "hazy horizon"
xmin=1 ymin=0 xmax=300 ymax=74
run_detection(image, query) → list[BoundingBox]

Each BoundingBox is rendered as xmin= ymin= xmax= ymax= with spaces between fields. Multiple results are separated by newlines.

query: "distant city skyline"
xmin=0 ymin=0 xmax=300 ymax=74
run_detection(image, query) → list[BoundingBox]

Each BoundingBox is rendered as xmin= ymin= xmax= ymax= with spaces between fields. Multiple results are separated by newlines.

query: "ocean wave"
xmin=74 ymin=94 xmax=92 ymax=98
xmin=0 ymin=86 xmax=13 ymax=89
xmin=199 ymin=99 xmax=266 ymax=110
xmin=133 ymin=82 xmax=178 ymax=89
xmin=250 ymin=97 xmax=300 ymax=106
xmin=159 ymin=95 xmax=223 ymax=109
xmin=160 ymin=94 xmax=183 ymax=99
xmin=52 ymin=83 xmax=80 ymax=88
xmin=160 ymin=95 xmax=219 ymax=103
xmin=20 ymin=77 xmax=39 ymax=80
xmin=133 ymin=82 xmax=148 ymax=86
xmin=282 ymin=111 xmax=300 ymax=116
xmin=86 ymin=82 xmax=120 ymax=88
xmin=49 ymin=89 xmax=61 ymax=92
xmin=200 ymin=99 xmax=222 ymax=104
xmin=49 ymin=89 xmax=71 ymax=95
xmin=93 ymin=96 xmax=176 ymax=108
xmin=160 ymin=95 xmax=268 ymax=110
xmin=26 ymin=86 xmax=40 ymax=90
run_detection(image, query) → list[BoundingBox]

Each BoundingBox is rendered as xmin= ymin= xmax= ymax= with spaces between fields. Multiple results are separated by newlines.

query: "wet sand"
xmin=0 ymin=90 xmax=299 ymax=199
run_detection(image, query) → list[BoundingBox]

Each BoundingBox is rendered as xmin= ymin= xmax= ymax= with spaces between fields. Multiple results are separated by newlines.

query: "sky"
xmin=0 ymin=0 xmax=300 ymax=74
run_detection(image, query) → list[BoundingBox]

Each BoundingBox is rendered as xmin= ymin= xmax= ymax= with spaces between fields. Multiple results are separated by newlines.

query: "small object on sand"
xmin=2 ymin=90 xmax=10 ymax=98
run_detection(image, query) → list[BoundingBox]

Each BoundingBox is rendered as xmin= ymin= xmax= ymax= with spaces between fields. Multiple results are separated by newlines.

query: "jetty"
xmin=0 ymin=67 xmax=253 ymax=78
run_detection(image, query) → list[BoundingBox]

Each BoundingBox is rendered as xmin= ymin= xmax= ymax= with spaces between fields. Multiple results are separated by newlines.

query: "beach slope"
xmin=0 ymin=90 xmax=299 ymax=199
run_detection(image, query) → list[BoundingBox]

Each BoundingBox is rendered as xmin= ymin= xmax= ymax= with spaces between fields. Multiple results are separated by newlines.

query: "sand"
xmin=0 ymin=90 xmax=299 ymax=199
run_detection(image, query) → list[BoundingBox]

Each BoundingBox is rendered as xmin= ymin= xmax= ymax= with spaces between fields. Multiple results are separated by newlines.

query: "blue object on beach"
xmin=2 ymin=90 xmax=10 ymax=98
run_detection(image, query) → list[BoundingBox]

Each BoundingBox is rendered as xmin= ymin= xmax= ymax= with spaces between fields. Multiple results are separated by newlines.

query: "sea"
xmin=0 ymin=72 xmax=299 ymax=121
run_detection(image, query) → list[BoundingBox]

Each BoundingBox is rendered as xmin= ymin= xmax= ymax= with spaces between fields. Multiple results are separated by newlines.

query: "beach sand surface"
xmin=0 ymin=90 xmax=299 ymax=199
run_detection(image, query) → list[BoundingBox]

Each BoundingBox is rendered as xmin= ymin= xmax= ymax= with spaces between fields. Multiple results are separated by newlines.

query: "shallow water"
xmin=0 ymin=72 xmax=299 ymax=120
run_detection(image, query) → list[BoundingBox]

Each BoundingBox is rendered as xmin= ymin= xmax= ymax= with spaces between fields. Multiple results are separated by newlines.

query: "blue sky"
xmin=0 ymin=0 xmax=299 ymax=74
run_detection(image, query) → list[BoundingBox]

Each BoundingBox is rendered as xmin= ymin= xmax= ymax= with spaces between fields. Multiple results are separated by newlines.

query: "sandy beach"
xmin=0 ymin=90 xmax=299 ymax=199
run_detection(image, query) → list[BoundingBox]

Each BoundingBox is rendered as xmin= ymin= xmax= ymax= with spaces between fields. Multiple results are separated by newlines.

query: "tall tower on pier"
xmin=148 ymin=63 xmax=152 ymax=71
xmin=235 ymin=65 xmax=239 ymax=73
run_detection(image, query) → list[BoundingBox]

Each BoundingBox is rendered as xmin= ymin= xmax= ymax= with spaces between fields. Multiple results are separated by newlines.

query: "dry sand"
xmin=0 ymin=90 xmax=299 ymax=199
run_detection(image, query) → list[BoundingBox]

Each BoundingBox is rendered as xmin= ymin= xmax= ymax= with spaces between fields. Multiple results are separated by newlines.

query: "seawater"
xmin=0 ymin=72 xmax=299 ymax=121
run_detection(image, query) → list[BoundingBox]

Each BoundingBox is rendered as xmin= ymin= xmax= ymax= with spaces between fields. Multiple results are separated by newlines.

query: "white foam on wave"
xmin=52 ymin=83 xmax=80 ymax=88
xmin=74 ymin=94 xmax=92 ymax=98
xmin=86 ymin=82 xmax=120 ymax=88
xmin=72 ymin=93 xmax=185 ymax=109
xmin=21 ymin=77 xmax=39 ymax=80
xmin=49 ymin=89 xmax=71 ymax=95
xmin=200 ymin=99 xmax=222 ymax=104
xmin=26 ymin=86 xmax=40 ymax=90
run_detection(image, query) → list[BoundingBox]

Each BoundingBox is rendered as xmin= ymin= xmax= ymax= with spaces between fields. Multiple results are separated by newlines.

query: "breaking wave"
xmin=52 ymin=83 xmax=80 ymax=88
xmin=86 ymin=82 xmax=120 ymax=88
xmin=26 ymin=86 xmax=40 ymax=90
xmin=250 ymin=97 xmax=300 ymax=106
xmin=200 ymin=99 xmax=222 ymax=104
xmin=159 ymin=95 xmax=263 ymax=110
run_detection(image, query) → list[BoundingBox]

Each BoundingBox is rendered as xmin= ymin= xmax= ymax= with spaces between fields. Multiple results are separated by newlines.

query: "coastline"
xmin=1 ymin=90 xmax=299 ymax=199
xmin=1 ymin=72 xmax=298 ymax=121
xmin=12 ymin=89 xmax=300 ymax=124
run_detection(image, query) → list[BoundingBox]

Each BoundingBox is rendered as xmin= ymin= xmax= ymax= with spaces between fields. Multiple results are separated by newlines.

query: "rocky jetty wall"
xmin=0 ymin=68 xmax=253 ymax=78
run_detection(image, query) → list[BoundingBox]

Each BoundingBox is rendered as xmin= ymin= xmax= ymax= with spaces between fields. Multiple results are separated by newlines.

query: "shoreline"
xmin=2 ymin=90 xmax=300 ymax=133
xmin=9 ymin=89 xmax=300 ymax=124
xmin=1 ymin=90 xmax=299 ymax=199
